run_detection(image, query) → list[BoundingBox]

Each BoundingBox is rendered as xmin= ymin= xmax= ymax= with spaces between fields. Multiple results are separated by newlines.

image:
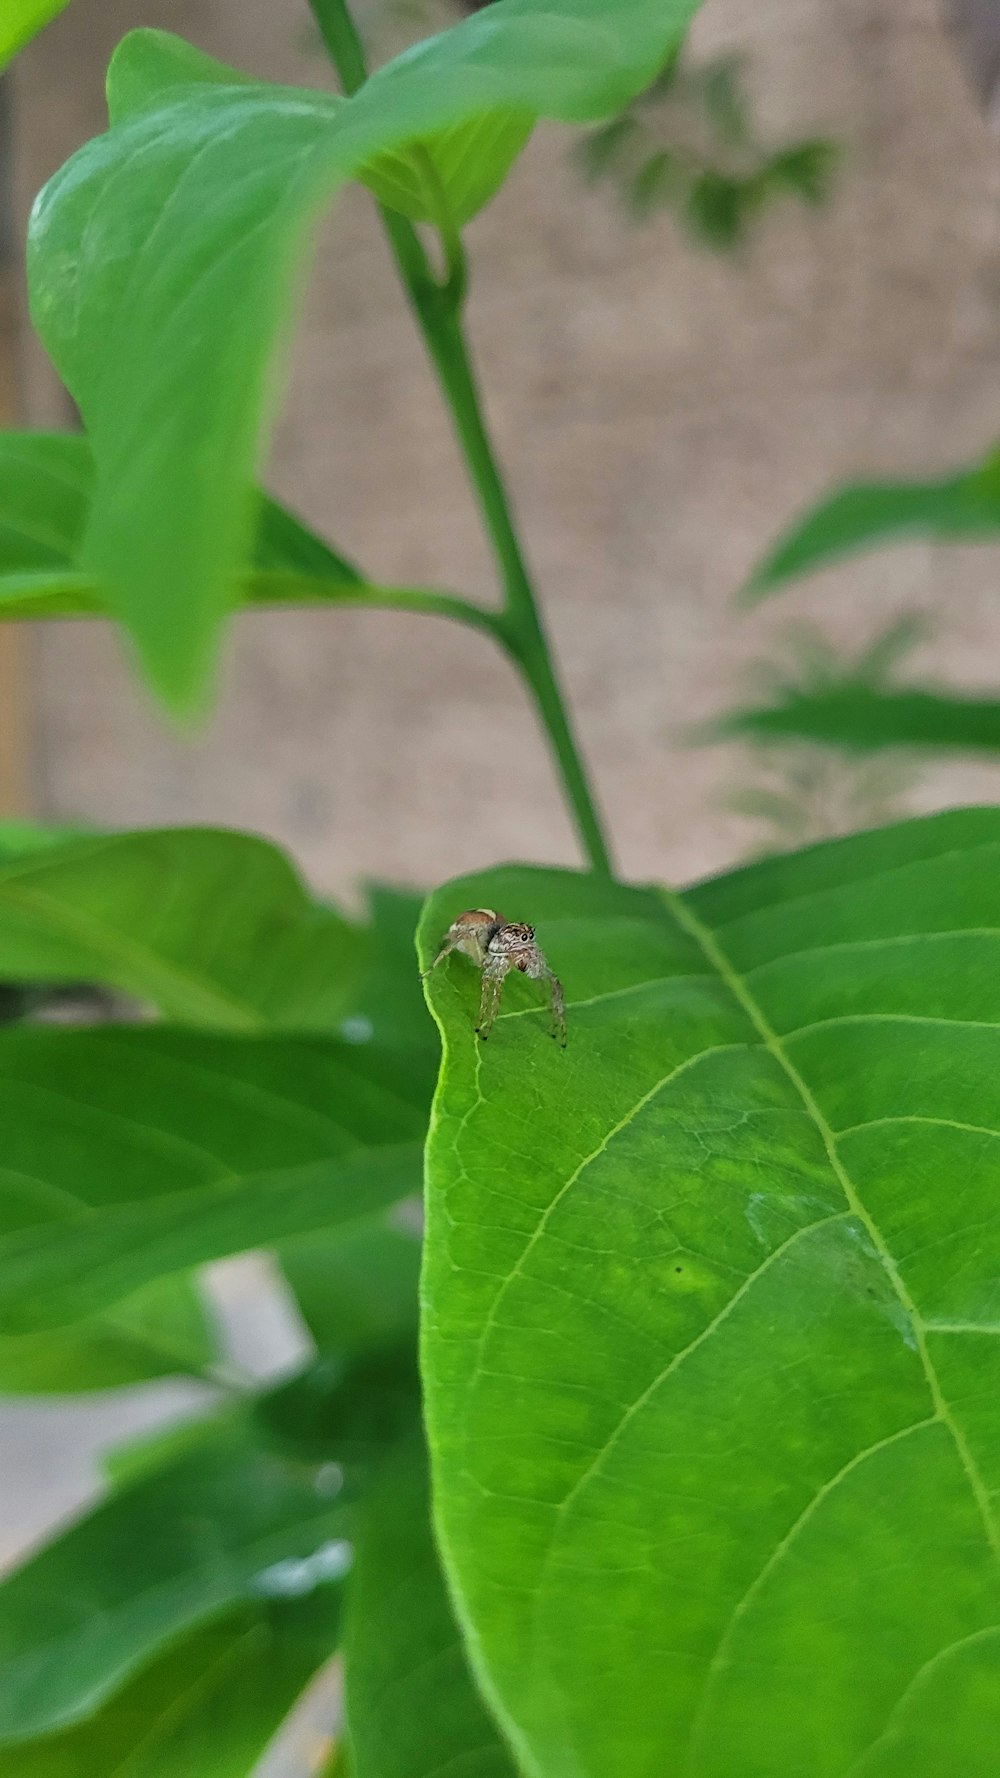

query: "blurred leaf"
xmin=0 ymin=428 xmax=359 ymax=594
xmin=576 ymin=113 xmax=639 ymax=180
xmin=418 ymin=814 xmax=1000 ymax=1777
xmin=0 ymin=817 xmax=89 ymax=860
xmin=0 ymin=827 xmax=362 ymax=1030
xmin=0 ymin=432 xmax=491 ymax=634
xmin=256 ymin=1345 xmax=420 ymax=1471
xmin=720 ymin=682 xmax=1000 ymax=755
xmin=276 ymin=884 xmax=431 ymax=1366
xmin=0 ymin=1024 xmax=424 ymax=1331
xmin=698 ymin=53 xmax=750 ymax=146
xmin=0 ymin=1595 xmax=340 ymax=1778
xmin=0 ymin=1273 xmax=214 ymax=1393
xmin=361 ymin=111 xmax=534 ymax=225
xmin=279 ymin=1221 xmax=421 ymax=1363
xmin=29 ymin=1 xmax=705 ymax=710
xmin=685 ymin=168 xmax=752 ymax=246
xmin=344 ymin=1433 xmax=517 ymax=1778
xmin=0 ymin=0 xmax=69 ymax=69
xmin=340 ymin=884 xmax=438 ymax=1092
xmin=0 ymin=432 xmax=89 ymax=574
xmin=630 ymin=148 xmax=678 ymax=216
xmin=0 ymin=1411 xmax=351 ymax=1742
xmin=745 ymin=447 xmax=1000 ymax=601
xmin=323 ymin=1741 xmax=356 ymax=1778
xmin=766 ymin=138 xmax=838 ymax=204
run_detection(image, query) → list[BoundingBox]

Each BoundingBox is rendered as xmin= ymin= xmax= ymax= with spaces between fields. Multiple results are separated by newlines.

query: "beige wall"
xmin=11 ymin=0 xmax=1000 ymax=898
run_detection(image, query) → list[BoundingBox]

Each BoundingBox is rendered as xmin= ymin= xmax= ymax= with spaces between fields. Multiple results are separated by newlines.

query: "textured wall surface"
xmin=12 ymin=0 xmax=1000 ymax=897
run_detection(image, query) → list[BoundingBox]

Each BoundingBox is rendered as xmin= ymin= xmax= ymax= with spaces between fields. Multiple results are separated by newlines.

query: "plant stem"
xmin=418 ymin=309 xmax=613 ymax=878
xmin=307 ymin=0 xmax=614 ymax=879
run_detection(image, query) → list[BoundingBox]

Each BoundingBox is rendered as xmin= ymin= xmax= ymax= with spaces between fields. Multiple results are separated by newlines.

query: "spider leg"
xmin=546 ymin=968 xmax=567 ymax=1048
xmin=476 ymin=955 xmax=510 ymax=1041
xmin=421 ymin=937 xmax=457 ymax=980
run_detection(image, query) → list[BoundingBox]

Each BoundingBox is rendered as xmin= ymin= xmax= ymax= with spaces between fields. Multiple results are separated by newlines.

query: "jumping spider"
xmin=424 ymin=908 xmax=567 ymax=1047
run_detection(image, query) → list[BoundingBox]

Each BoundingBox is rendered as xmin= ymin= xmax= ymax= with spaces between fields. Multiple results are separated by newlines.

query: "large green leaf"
xmin=0 ymin=827 xmax=361 ymax=1029
xmin=0 ymin=1595 xmax=340 ymax=1778
xmin=29 ymin=1 xmax=703 ymax=709
xmin=0 ymin=0 xmax=69 ymax=69
xmin=744 ymin=446 xmax=1000 ymax=601
xmin=419 ymin=810 xmax=1000 ymax=1778
xmin=0 ymin=1408 xmax=351 ymax=1742
xmin=0 ymin=1024 xmax=423 ymax=1331
xmin=719 ymin=680 xmax=1000 ymax=755
xmin=344 ymin=1433 xmax=518 ymax=1778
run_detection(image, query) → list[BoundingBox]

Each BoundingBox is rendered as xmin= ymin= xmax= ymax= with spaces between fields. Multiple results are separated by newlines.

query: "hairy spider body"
xmin=425 ymin=909 xmax=567 ymax=1047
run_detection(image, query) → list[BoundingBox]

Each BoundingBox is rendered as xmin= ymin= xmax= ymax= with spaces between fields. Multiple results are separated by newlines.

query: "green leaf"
xmin=276 ymin=885 xmax=432 ymax=1365
xmin=0 ymin=1273 xmax=214 ymax=1393
xmin=745 ymin=447 xmax=1000 ymax=601
xmin=0 ymin=1023 xmax=424 ymax=1331
xmin=0 ymin=1596 xmax=340 ymax=1778
xmin=719 ymin=682 xmax=1000 ymax=755
xmin=0 ymin=0 xmax=69 ymax=70
xmin=279 ymin=1221 xmax=421 ymax=1363
xmin=339 ymin=884 xmax=439 ymax=1094
xmin=29 ymin=1 xmax=704 ymax=709
xmin=0 ymin=826 xmax=362 ymax=1029
xmin=0 ymin=1410 xmax=351 ymax=1742
xmin=419 ymin=811 xmax=1000 ymax=1778
xmin=344 ymin=1433 xmax=518 ymax=1778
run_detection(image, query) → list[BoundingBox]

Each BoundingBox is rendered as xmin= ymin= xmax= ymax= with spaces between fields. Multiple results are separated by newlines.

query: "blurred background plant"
xmin=576 ymin=48 xmax=837 ymax=250
xmin=717 ymin=441 xmax=1000 ymax=777
xmin=716 ymin=616 xmax=925 ymax=855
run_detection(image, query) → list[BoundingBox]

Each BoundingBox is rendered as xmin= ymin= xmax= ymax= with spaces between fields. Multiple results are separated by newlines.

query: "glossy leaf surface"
xmin=344 ymin=1434 xmax=517 ymax=1778
xmin=0 ymin=1025 xmax=423 ymax=1331
xmin=420 ymin=811 xmax=1000 ymax=1778
xmin=745 ymin=447 xmax=1000 ymax=600
xmin=0 ymin=1415 xmax=350 ymax=1742
xmin=0 ymin=1596 xmax=340 ymax=1778
xmin=29 ymin=1 xmax=703 ymax=708
xmin=0 ymin=827 xmax=361 ymax=1029
xmin=720 ymin=681 xmax=1000 ymax=755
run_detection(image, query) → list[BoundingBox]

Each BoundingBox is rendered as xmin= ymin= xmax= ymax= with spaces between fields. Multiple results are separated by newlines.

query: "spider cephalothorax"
xmin=424 ymin=909 xmax=567 ymax=1046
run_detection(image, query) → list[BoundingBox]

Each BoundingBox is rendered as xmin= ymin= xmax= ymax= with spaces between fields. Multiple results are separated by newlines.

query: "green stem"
xmin=419 ymin=310 xmax=613 ymax=878
xmin=259 ymin=576 xmax=509 ymax=641
xmin=307 ymin=0 xmax=614 ymax=879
